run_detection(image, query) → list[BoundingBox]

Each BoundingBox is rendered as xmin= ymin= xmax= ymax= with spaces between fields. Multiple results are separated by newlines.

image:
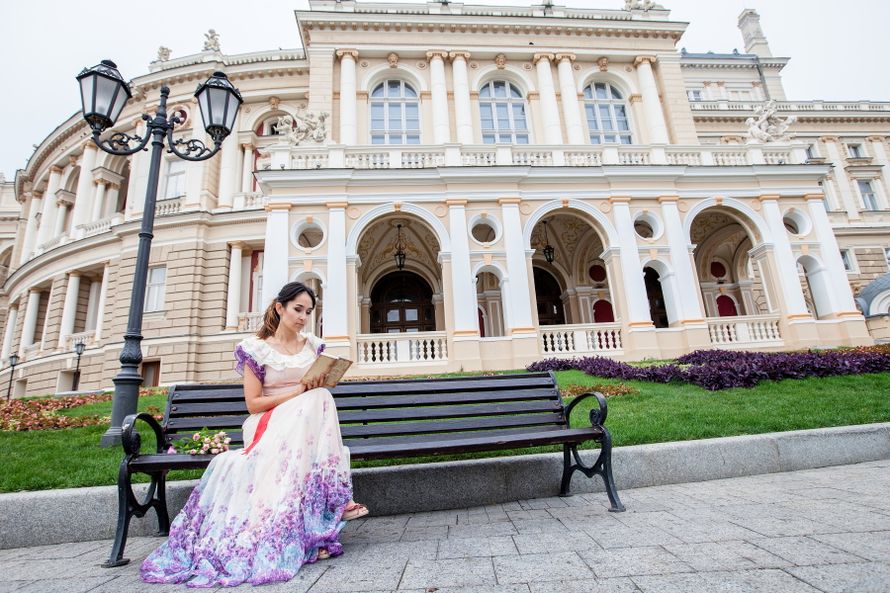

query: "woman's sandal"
xmin=342 ymin=502 xmax=369 ymax=521
xmin=316 ymin=548 xmax=331 ymax=560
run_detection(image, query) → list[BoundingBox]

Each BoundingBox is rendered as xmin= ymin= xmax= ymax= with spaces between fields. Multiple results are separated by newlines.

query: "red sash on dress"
xmin=242 ymin=408 xmax=275 ymax=454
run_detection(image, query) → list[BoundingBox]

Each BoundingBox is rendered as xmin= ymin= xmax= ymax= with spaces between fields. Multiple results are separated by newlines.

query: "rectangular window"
xmin=687 ymin=90 xmax=702 ymax=101
xmin=805 ymin=144 xmax=816 ymax=159
xmin=839 ymin=249 xmax=854 ymax=272
xmin=857 ymin=179 xmax=878 ymax=210
xmin=163 ymin=160 xmax=186 ymax=199
xmin=847 ymin=143 xmax=863 ymax=158
xmin=144 ymin=266 xmax=167 ymax=312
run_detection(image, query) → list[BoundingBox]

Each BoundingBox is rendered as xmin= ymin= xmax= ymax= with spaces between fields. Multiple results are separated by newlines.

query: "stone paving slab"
xmin=2 ymin=461 xmax=890 ymax=592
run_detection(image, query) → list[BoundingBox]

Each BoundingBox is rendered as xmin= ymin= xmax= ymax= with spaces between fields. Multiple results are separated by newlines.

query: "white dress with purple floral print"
xmin=140 ymin=334 xmax=353 ymax=588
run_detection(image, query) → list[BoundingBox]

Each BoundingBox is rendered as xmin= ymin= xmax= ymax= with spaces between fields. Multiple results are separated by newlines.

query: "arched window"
xmin=479 ymin=80 xmax=529 ymax=144
xmin=583 ymin=82 xmax=632 ymax=144
xmin=370 ymin=80 xmax=420 ymax=144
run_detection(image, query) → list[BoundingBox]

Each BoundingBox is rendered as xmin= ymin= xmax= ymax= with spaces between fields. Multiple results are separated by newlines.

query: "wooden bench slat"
xmin=339 ymin=413 xmax=565 ymax=438
xmin=331 ymin=375 xmax=554 ymax=396
xmin=349 ymin=427 xmax=603 ymax=460
xmin=333 ymin=388 xmax=557 ymax=409
xmin=343 ymin=425 xmax=574 ymax=448
xmin=338 ymin=400 xmax=562 ymax=423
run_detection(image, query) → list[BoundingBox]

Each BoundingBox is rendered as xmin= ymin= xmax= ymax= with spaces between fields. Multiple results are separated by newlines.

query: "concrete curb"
xmin=2 ymin=422 xmax=889 ymax=550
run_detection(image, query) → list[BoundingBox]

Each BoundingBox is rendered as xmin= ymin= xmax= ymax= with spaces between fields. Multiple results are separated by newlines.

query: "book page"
xmin=302 ymin=352 xmax=353 ymax=388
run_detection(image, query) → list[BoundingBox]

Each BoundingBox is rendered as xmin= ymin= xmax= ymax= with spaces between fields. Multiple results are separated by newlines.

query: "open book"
xmin=301 ymin=351 xmax=353 ymax=388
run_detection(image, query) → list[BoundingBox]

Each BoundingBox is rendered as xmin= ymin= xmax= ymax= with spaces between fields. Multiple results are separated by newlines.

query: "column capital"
xmin=448 ymin=50 xmax=471 ymax=61
xmin=657 ymin=195 xmax=680 ymax=204
xmin=533 ymin=53 xmax=555 ymax=64
xmin=818 ymin=135 xmax=840 ymax=143
xmin=609 ymin=196 xmax=632 ymax=204
xmin=628 ymin=93 xmax=643 ymax=104
xmin=865 ymin=135 xmax=886 ymax=143
xmin=80 ymin=139 xmax=98 ymax=152
xmin=633 ymin=55 xmax=657 ymax=68
xmin=757 ymin=194 xmax=781 ymax=202
xmin=241 ymin=142 xmax=255 ymax=150
xmin=325 ymin=201 xmax=349 ymax=209
xmin=804 ymin=193 xmax=826 ymax=202
xmin=445 ymin=199 xmax=468 ymax=206
xmin=335 ymin=49 xmax=359 ymax=60
xmin=555 ymin=52 xmax=576 ymax=63
xmin=68 ymin=155 xmax=79 ymax=167
xmin=68 ymin=271 xmax=82 ymax=278
xmin=32 ymin=190 xmax=44 ymax=199
xmin=497 ymin=197 xmax=522 ymax=205
xmin=264 ymin=203 xmax=292 ymax=212
xmin=50 ymin=165 xmax=65 ymax=175
xmin=426 ymin=50 xmax=449 ymax=61
xmin=229 ymin=240 xmax=248 ymax=249
xmin=93 ymin=179 xmax=108 ymax=187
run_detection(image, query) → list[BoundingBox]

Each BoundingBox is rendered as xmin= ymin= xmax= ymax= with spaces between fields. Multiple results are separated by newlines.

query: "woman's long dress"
xmin=140 ymin=335 xmax=353 ymax=588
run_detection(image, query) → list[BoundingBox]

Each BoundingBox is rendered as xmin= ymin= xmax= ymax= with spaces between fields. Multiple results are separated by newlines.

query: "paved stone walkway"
xmin=2 ymin=460 xmax=889 ymax=593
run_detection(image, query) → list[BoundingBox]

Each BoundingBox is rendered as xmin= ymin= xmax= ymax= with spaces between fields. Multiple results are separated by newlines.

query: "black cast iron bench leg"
xmin=103 ymin=466 xmax=170 ymax=568
xmin=558 ymin=436 xmax=625 ymax=512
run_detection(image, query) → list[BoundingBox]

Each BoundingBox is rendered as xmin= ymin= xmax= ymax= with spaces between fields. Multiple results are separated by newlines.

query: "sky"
xmin=2 ymin=0 xmax=888 ymax=180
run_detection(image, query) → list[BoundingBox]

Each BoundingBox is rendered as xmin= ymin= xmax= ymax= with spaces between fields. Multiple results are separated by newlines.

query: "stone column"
xmin=20 ymin=290 xmax=42 ymax=350
xmin=58 ymin=272 xmax=81 ymax=348
xmin=610 ymin=198 xmax=655 ymax=325
xmin=216 ymin=112 xmax=241 ymax=210
xmin=633 ymin=56 xmax=669 ymax=144
xmin=867 ymin=136 xmax=890 ymax=204
xmin=499 ymin=198 xmax=534 ymax=331
xmin=90 ymin=179 xmax=108 ymax=221
xmin=94 ymin=262 xmax=110 ymax=340
xmin=53 ymin=193 xmax=73 ymax=238
xmin=804 ymin=194 xmax=859 ymax=315
xmin=427 ymin=50 xmax=452 ymax=144
xmin=262 ymin=204 xmax=291 ymax=306
xmin=659 ymin=196 xmax=705 ymax=322
xmin=820 ymin=136 xmax=858 ymax=218
xmin=447 ymin=200 xmax=478 ymax=333
xmin=240 ymin=144 xmax=255 ymax=194
xmin=336 ymin=49 xmax=359 ymax=146
xmin=225 ymin=242 xmax=245 ymax=330
xmin=1 ymin=307 xmax=18 ymax=361
xmin=70 ymin=143 xmax=98 ymax=233
xmin=759 ymin=195 xmax=809 ymax=317
xmin=19 ymin=192 xmax=42 ymax=265
xmin=35 ymin=166 xmax=63 ymax=249
xmin=534 ymin=53 xmax=563 ymax=144
xmin=323 ymin=202 xmax=349 ymax=340
xmin=85 ymin=279 xmax=101 ymax=331
xmin=449 ymin=51 xmax=473 ymax=144
xmin=556 ymin=53 xmax=585 ymax=145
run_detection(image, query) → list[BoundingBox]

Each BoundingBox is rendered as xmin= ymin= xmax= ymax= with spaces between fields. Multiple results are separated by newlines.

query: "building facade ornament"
xmin=387 ymin=52 xmax=400 ymax=67
xmin=745 ymin=100 xmax=797 ymax=144
xmin=597 ymin=56 xmax=609 ymax=72
xmin=156 ymin=46 xmax=171 ymax=62
xmin=624 ymin=0 xmax=656 ymax=11
xmin=273 ymin=110 xmax=330 ymax=145
xmin=203 ymin=29 xmax=221 ymax=52
xmin=494 ymin=53 xmax=507 ymax=69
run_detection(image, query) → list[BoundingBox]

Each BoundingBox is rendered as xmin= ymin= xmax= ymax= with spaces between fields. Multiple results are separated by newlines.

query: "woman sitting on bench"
xmin=141 ymin=281 xmax=368 ymax=588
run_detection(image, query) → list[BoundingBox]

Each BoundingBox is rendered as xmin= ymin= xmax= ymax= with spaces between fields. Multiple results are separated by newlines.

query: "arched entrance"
xmin=592 ymin=299 xmax=615 ymax=323
xmin=529 ymin=212 xmax=614 ymax=326
xmin=690 ymin=208 xmax=771 ymax=318
xmin=533 ymin=268 xmax=565 ymax=326
xmin=476 ymin=270 xmax=505 ymax=337
xmin=370 ymin=271 xmax=435 ymax=333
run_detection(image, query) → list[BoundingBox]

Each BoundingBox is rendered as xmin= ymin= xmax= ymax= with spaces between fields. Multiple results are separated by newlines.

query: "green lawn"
xmin=1 ymin=371 xmax=889 ymax=492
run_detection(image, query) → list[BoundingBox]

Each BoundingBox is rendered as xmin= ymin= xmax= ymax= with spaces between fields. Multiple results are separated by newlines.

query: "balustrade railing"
xmin=707 ymin=315 xmax=782 ymax=347
xmin=66 ymin=330 xmax=96 ymax=351
xmin=237 ymin=312 xmax=263 ymax=332
xmin=539 ymin=323 xmax=623 ymax=355
xmin=356 ymin=332 xmax=448 ymax=364
xmin=155 ymin=197 xmax=183 ymax=217
xmin=280 ymin=142 xmax=807 ymax=172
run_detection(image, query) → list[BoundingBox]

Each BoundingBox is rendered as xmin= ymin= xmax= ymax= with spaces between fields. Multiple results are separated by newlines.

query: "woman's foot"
xmin=316 ymin=548 xmax=331 ymax=560
xmin=342 ymin=501 xmax=369 ymax=521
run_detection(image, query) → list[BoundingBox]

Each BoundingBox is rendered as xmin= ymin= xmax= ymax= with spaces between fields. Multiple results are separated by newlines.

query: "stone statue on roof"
xmin=624 ymin=0 xmax=656 ymax=10
xmin=203 ymin=29 xmax=221 ymax=52
xmin=273 ymin=110 xmax=330 ymax=145
xmin=156 ymin=46 xmax=171 ymax=62
xmin=745 ymin=100 xmax=797 ymax=144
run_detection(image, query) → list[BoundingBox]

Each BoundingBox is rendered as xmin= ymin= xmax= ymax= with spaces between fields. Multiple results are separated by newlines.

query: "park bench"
xmin=105 ymin=371 xmax=624 ymax=567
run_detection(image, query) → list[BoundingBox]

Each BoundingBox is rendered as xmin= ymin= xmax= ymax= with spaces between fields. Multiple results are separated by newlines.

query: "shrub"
xmin=530 ymin=346 xmax=890 ymax=391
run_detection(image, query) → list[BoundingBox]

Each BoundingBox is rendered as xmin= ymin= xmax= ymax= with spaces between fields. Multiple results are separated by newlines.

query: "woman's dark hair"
xmin=257 ymin=282 xmax=317 ymax=339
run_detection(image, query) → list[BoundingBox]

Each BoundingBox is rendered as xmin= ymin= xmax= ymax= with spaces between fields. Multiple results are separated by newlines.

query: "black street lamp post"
xmin=72 ymin=339 xmax=86 ymax=391
xmin=6 ymin=351 xmax=19 ymax=403
xmin=76 ymin=60 xmax=242 ymax=445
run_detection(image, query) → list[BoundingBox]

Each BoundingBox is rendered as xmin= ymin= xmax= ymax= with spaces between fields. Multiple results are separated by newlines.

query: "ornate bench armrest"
xmin=563 ymin=391 xmax=608 ymax=429
xmin=121 ymin=413 xmax=166 ymax=457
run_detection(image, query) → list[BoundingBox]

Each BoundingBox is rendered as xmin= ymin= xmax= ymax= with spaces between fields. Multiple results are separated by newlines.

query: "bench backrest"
xmin=163 ymin=371 xmax=564 ymax=450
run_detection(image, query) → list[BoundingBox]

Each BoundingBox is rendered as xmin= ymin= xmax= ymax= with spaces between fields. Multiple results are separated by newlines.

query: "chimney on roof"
xmin=738 ymin=9 xmax=772 ymax=57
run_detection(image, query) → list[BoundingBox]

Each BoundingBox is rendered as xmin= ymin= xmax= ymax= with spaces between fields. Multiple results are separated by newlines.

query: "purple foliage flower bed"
xmin=527 ymin=348 xmax=890 ymax=391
